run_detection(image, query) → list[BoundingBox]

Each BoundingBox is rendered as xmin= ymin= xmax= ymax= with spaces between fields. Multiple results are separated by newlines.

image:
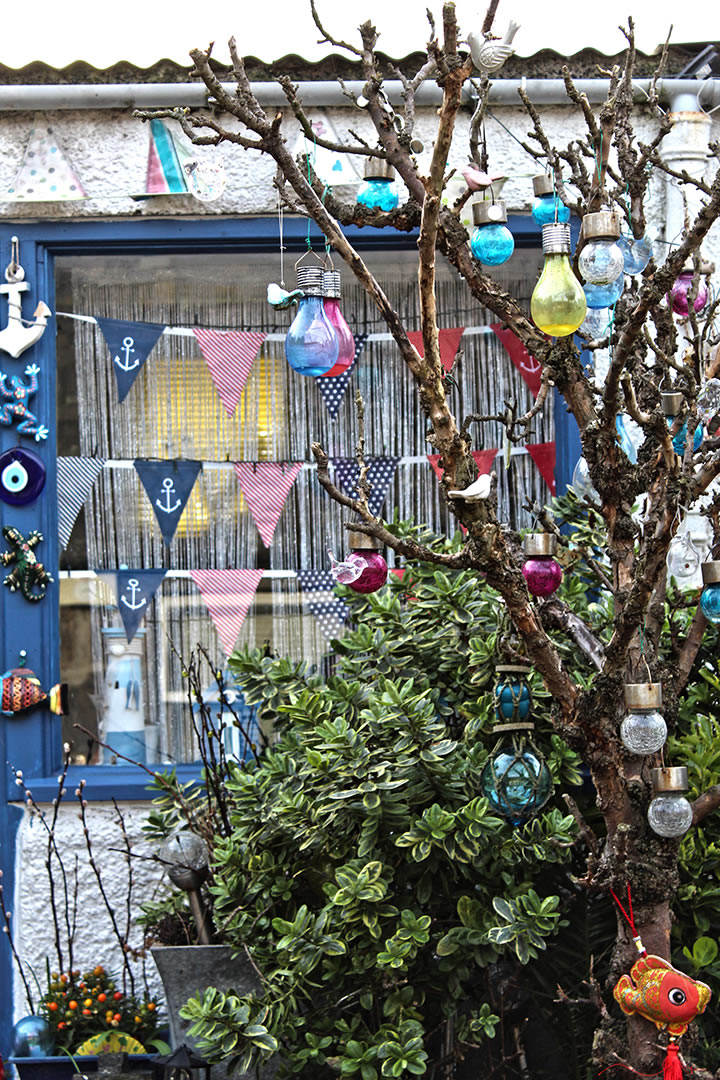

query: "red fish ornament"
xmin=1 ymin=651 xmax=66 ymax=717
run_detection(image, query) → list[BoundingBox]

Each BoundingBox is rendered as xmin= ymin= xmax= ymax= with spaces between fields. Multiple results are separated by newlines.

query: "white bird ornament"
xmin=447 ymin=473 xmax=493 ymax=502
xmin=466 ymin=20 xmax=520 ymax=76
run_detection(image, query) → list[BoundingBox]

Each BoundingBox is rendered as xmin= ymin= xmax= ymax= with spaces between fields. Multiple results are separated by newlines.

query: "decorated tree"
xmin=138 ymin=4 xmax=720 ymax=1077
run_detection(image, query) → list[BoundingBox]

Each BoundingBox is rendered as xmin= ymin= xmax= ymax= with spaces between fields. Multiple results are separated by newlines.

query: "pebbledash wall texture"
xmin=3 ymin=88 xmax=720 ymax=1024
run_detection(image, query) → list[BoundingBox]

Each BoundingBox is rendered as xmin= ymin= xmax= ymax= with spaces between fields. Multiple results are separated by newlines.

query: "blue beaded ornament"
xmin=493 ymin=665 xmax=532 ymax=723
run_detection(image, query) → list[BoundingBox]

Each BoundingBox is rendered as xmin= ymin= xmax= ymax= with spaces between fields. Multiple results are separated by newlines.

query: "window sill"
xmin=7 ymin=763 xmax=203 ymax=803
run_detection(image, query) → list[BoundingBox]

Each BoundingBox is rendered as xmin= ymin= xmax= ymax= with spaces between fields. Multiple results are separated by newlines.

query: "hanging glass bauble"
xmin=669 ymin=269 xmax=708 ymax=315
xmin=480 ymin=725 xmax=553 ymax=825
xmin=584 ymin=274 xmax=624 ymax=309
xmin=186 ymin=159 xmax=227 ymax=203
xmin=531 ymin=174 xmax=570 ymax=226
xmin=580 ymin=306 xmax=610 ymax=337
xmin=321 ymin=270 xmax=355 ymax=378
xmin=647 ymin=767 xmax=693 ymax=838
xmin=285 ymin=265 xmax=338 ymax=376
xmin=571 ymin=456 xmax=600 ymax=504
xmin=342 ymin=532 xmax=388 ymax=594
xmin=621 ymin=682 xmax=666 ymax=755
xmin=357 ymin=160 xmax=399 ymax=211
xmin=13 ymin=1016 xmax=55 ymax=1057
xmin=493 ymin=665 xmax=532 ymax=723
xmin=522 ymin=533 xmax=562 ymax=597
xmin=661 ymin=392 xmax=702 ymax=455
xmin=469 ymin=200 xmax=514 ymax=266
xmin=697 ymin=379 xmax=720 ymax=425
xmin=578 ymin=211 xmax=624 ymax=285
xmin=700 ymin=562 xmax=720 ymax=623
xmin=531 ymin=223 xmax=587 ymax=336
xmin=667 ymin=533 xmax=701 ymax=583
xmin=618 ymin=232 xmax=653 ymax=275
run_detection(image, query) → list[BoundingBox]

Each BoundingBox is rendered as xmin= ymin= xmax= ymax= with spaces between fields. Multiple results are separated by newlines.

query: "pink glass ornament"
xmin=347 ymin=550 xmax=388 ymax=593
xmin=322 ymin=271 xmax=355 ymax=378
xmin=669 ymin=271 xmax=708 ymax=315
xmin=522 ymin=557 xmax=563 ymax=597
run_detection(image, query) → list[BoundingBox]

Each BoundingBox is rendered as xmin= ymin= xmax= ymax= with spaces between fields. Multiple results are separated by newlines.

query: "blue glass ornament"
xmin=480 ymin=734 xmax=553 ymax=826
xmin=670 ymin=419 xmax=703 ymax=456
xmin=357 ymin=162 xmax=399 ymax=211
xmin=618 ymin=232 xmax=653 ymax=275
xmin=470 ymin=223 xmax=514 ymax=265
xmin=584 ymin=274 xmax=624 ymax=309
xmin=532 ymin=194 xmax=571 ymax=226
xmin=285 ymin=266 xmax=338 ymax=377
xmin=13 ymin=1016 xmax=55 ymax=1057
xmin=493 ymin=666 xmax=532 ymax=723
xmin=700 ymin=563 xmax=720 ymax=622
xmin=616 ymin=414 xmax=638 ymax=464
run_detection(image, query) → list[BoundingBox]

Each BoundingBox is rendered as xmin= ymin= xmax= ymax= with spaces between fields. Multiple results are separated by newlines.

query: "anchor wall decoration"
xmin=0 ymin=238 xmax=52 ymax=359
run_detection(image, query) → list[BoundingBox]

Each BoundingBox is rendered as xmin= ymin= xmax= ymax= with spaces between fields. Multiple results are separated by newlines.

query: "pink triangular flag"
xmin=526 ymin=442 xmax=556 ymax=496
xmin=193 ymin=329 xmax=267 ymax=416
xmin=390 ymin=568 xmax=406 ymax=580
xmin=491 ymin=324 xmax=543 ymax=398
xmin=190 ymin=569 xmax=264 ymax=657
xmin=407 ymin=328 xmax=465 ymax=373
xmin=234 ymin=462 xmax=303 ymax=547
xmin=427 ymin=449 xmax=497 ymax=481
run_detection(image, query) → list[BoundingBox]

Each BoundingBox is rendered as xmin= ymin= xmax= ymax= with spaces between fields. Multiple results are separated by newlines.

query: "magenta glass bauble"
xmin=522 ymin=557 xmax=563 ymax=597
xmin=322 ymin=298 xmax=355 ymax=377
xmin=347 ymin=550 xmax=388 ymax=593
xmin=669 ymin=271 xmax=708 ymax=315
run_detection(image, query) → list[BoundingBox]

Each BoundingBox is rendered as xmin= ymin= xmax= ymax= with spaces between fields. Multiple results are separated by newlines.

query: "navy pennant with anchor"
xmin=134 ymin=459 xmax=202 ymax=546
xmin=96 ymin=317 xmax=166 ymax=403
xmin=113 ymin=570 xmax=167 ymax=643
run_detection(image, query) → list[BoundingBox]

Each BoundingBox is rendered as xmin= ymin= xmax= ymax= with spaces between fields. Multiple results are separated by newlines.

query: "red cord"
xmin=610 ymin=883 xmax=647 ymax=955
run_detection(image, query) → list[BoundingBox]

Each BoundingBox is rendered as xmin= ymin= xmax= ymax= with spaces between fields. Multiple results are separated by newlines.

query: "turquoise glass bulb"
xmin=479 ymin=742 xmax=553 ymax=825
xmin=285 ymin=295 xmax=338 ymax=377
xmin=531 ymin=194 xmax=570 ymax=226
xmin=357 ymin=178 xmax=399 ymax=211
xmin=700 ymin=583 xmax=720 ymax=623
xmin=619 ymin=233 xmax=653 ymax=275
xmin=668 ymin=416 xmax=703 ymax=455
xmin=584 ymin=274 xmax=624 ymax=309
xmin=616 ymin=414 xmax=638 ymax=464
xmin=470 ymin=222 xmax=515 ymax=265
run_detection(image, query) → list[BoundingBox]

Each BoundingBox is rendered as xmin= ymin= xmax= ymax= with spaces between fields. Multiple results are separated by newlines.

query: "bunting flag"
xmin=526 ymin=441 xmax=557 ymax=496
xmin=109 ymin=570 xmax=168 ymax=644
xmin=315 ymin=334 xmax=368 ymax=420
xmin=234 ymin=461 xmax=303 ymax=547
xmin=406 ymin=328 xmax=465 ymax=373
xmin=134 ymin=459 xmax=203 ymax=546
xmin=57 ymin=457 xmax=106 ymax=549
xmin=193 ymin=329 xmax=267 ymax=417
xmin=136 ymin=118 xmax=192 ymax=198
xmin=491 ymin=324 xmax=543 ymax=398
xmin=190 ymin=569 xmax=264 ymax=657
xmin=96 ymin=317 xmax=166 ymax=403
xmin=390 ymin=568 xmax=406 ymax=581
xmin=297 ymin=570 xmax=336 ymax=594
xmin=292 ymin=112 xmax=362 ymax=187
xmin=427 ymin=449 xmax=498 ymax=483
xmin=4 ymin=114 xmax=87 ymax=202
xmin=307 ymin=599 xmax=350 ymax=641
xmin=331 ymin=456 xmax=400 ymax=518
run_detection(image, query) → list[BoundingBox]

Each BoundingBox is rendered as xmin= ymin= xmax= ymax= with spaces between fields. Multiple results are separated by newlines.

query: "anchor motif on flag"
xmin=155 ymin=477 xmax=182 ymax=515
xmin=120 ymin=578 xmax=146 ymax=611
xmin=113 ymin=336 xmax=139 ymax=373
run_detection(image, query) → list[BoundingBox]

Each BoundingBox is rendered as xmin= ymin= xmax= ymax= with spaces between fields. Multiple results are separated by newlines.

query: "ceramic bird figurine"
xmin=267 ymin=283 xmax=305 ymax=310
xmin=448 ymin=473 xmax=493 ymax=502
xmin=461 ymin=165 xmax=507 ymax=192
xmin=466 ymin=20 xmax=520 ymax=76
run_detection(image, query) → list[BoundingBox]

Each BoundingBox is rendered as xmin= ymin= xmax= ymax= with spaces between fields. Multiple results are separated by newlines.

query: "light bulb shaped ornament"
xmin=578 ymin=211 xmax=625 ymax=285
xmin=531 ymin=173 xmax=570 ymax=227
xmin=479 ymin=721 xmax=553 ymax=826
xmin=531 ymin=223 xmax=587 ymax=336
xmin=697 ymin=379 xmax=720 ymax=426
xmin=522 ymin=533 xmax=563 ymax=597
xmin=470 ymin=200 xmax=515 ymax=266
xmin=669 ymin=267 xmax=708 ymax=316
xmin=661 ymin=391 xmax=703 ymax=456
xmin=321 ymin=270 xmax=355 ymax=377
xmin=618 ymin=231 xmax=653 ymax=275
xmin=343 ymin=531 xmax=388 ymax=594
xmin=621 ymin=682 xmax=667 ymax=755
xmin=285 ymin=265 xmax=338 ymax=376
xmin=584 ymin=273 xmax=625 ymax=309
xmin=357 ymin=159 xmax=399 ymax=211
xmin=647 ymin=766 xmax=693 ymax=839
xmin=667 ymin=533 xmax=701 ymax=584
xmin=700 ymin=561 xmax=720 ymax=623
xmin=571 ymin=456 xmax=600 ymax=504
xmin=494 ymin=665 xmax=532 ymax=723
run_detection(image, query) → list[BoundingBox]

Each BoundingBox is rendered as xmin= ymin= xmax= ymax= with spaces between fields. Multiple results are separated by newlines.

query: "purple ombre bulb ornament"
xmin=522 ymin=533 xmax=563 ymax=598
xmin=346 ymin=532 xmax=388 ymax=594
xmin=669 ymin=268 xmax=708 ymax=315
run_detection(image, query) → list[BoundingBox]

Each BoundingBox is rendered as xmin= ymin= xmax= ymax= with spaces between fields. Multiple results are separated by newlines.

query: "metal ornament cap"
xmin=701 ymin=560 xmax=720 ymax=585
xmin=533 ymin=174 xmax=554 ymax=197
xmin=651 ymin=765 xmax=689 ymax=793
xmin=295 ymin=265 xmax=325 ymax=295
xmin=523 ymin=533 xmax=558 ymax=557
xmin=322 ymin=270 xmax=342 ymax=298
xmin=363 ymin=159 xmax=395 ymax=181
xmin=472 ymin=200 xmax=508 ymax=225
xmin=541 ymin=222 xmax=572 ymax=255
xmin=496 ymin=664 xmax=532 ymax=677
xmin=624 ymin=682 xmax=663 ymax=710
xmin=582 ymin=210 xmax=621 ymax=240
xmin=348 ymin=530 xmax=382 ymax=551
xmin=661 ymin=391 xmax=684 ymax=416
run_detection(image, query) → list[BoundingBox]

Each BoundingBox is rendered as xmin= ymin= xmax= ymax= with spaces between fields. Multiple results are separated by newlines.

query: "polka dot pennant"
xmin=297 ymin=570 xmax=336 ymax=594
xmin=4 ymin=114 xmax=87 ymax=202
xmin=330 ymin=456 xmax=400 ymax=518
xmin=315 ymin=335 xmax=368 ymax=420
xmin=307 ymin=599 xmax=350 ymax=641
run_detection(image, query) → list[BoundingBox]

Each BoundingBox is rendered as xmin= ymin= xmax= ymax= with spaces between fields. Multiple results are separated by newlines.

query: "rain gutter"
xmin=0 ymin=78 xmax=718 ymax=111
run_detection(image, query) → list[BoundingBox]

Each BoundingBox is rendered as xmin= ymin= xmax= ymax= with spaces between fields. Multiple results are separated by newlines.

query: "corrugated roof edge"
xmin=0 ymin=43 xmax=711 ymax=86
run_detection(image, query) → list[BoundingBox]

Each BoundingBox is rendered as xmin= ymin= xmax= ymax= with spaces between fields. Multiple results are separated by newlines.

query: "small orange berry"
xmin=82 ymin=1009 xmax=92 ymax=1017
xmin=113 ymin=992 xmax=122 ymax=1001
xmin=83 ymin=998 xmax=92 ymax=1008
xmin=68 ymin=1001 xmax=78 ymax=1010
xmin=98 ymin=993 xmax=107 ymax=1003
xmin=134 ymin=1015 xmax=141 ymax=1024
xmin=147 ymin=1003 xmax=156 ymax=1011
xmin=94 ymin=966 xmax=104 ymax=976
xmin=113 ymin=1013 xmax=122 ymax=1022
xmin=47 ymin=1002 xmax=58 ymax=1012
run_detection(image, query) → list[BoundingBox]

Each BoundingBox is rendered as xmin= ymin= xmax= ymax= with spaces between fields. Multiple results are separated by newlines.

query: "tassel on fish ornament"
xmin=610 ymin=885 xmax=711 ymax=1079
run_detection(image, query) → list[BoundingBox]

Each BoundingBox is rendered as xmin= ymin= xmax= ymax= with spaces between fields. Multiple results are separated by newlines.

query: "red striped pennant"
xmin=190 ymin=569 xmax=264 ymax=657
xmin=234 ymin=462 xmax=303 ymax=547
xmin=193 ymin=329 xmax=267 ymax=417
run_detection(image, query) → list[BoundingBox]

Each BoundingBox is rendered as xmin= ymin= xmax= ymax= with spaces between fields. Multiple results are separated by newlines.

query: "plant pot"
xmin=9 ymin=1055 xmax=154 ymax=1080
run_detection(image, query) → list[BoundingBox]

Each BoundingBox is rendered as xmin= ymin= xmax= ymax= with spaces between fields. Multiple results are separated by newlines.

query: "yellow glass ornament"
xmin=531 ymin=223 xmax=587 ymax=337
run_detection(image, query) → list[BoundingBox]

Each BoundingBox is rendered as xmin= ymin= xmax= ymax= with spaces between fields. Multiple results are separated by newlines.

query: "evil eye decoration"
xmin=0 ymin=447 xmax=46 ymax=506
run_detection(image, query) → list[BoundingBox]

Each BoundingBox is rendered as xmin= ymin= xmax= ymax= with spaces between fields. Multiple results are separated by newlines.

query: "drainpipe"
xmin=660 ymin=91 xmax=713 ymax=250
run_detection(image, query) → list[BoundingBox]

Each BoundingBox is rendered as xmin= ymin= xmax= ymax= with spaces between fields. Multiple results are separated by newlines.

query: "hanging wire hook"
xmin=5 ymin=236 xmax=23 ymax=283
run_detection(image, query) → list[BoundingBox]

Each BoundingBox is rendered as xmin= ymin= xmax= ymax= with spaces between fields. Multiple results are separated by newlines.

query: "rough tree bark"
xmin=136 ymin=5 xmax=720 ymax=1075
